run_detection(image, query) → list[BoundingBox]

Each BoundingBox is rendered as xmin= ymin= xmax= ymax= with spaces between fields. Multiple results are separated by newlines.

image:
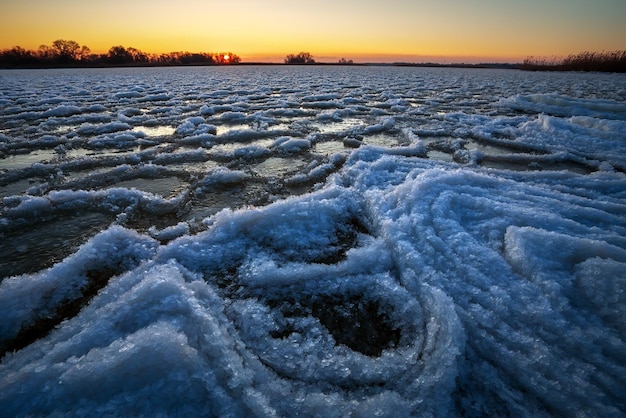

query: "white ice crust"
xmin=0 ymin=66 xmax=625 ymax=416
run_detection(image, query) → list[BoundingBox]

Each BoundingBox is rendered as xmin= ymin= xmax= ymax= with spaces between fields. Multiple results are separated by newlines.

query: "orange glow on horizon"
xmin=1 ymin=0 xmax=624 ymax=64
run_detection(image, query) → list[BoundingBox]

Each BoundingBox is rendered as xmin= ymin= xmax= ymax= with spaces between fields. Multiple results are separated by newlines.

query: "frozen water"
xmin=1 ymin=66 xmax=625 ymax=416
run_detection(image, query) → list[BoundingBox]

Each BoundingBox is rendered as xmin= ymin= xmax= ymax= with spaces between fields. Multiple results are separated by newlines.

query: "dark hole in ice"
xmin=312 ymin=295 xmax=401 ymax=357
xmin=270 ymin=294 xmax=401 ymax=357
xmin=0 ymin=212 xmax=113 ymax=279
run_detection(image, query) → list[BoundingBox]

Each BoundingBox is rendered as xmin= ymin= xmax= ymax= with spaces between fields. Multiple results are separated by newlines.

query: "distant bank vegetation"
xmin=3 ymin=41 xmax=625 ymax=72
xmin=284 ymin=52 xmax=316 ymax=64
xmin=284 ymin=53 xmax=358 ymax=65
xmin=521 ymin=50 xmax=626 ymax=73
xmin=0 ymin=39 xmax=240 ymax=68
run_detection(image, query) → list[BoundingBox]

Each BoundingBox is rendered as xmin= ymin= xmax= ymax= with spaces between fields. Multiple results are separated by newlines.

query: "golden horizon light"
xmin=1 ymin=0 xmax=625 ymax=63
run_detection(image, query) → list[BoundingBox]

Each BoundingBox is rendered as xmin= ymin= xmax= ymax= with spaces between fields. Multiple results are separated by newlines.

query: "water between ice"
xmin=0 ymin=66 xmax=625 ymax=416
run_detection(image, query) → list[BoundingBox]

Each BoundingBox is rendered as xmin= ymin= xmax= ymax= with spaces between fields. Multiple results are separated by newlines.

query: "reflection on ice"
xmin=363 ymin=133 xmax=402 ymax=147
xmin=464 ymin=137 xmax=526 ymax=156
xmin=131 ymin=125 xmax=176 ymax=137
xmin=0 ymin=149 xmax=58 ymax=170
xmin=0 ymin=178 xmax=47 ymax=199
xmin=315 ymin=118 xmax=363 ymax=134
xmin=215 ymin=123 xmax=250 ymax=136
xmin=426 ymin=149 xmax=455 ymax=162
xmin=480 ymin=155 xmax=593 ymax=174
xmin=114 ymin=176 xmax=188 ymax=198
xmin=209 ymin=138 xmax=274 ymax=153
xmin=314 ymin=140 xmax=347 ymax=155
xmin=65 ymin=147 xmax=142 ymax=159
xmin=251 ymin=156 xmax=309 ymax=177
xmin=0 ymin=212 xmax=112 ymax=278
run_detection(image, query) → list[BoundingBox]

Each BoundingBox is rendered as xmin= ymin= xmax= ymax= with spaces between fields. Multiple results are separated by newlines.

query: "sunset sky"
xmin=1 ymin=0 xmax=624 ymax=63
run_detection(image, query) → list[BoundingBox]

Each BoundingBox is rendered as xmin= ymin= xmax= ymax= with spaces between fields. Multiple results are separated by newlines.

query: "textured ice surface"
xmin=1 ymin=66 xmax=625 ymax=416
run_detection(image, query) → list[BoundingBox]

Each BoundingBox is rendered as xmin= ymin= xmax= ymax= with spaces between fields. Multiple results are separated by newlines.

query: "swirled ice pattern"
xmin=1 ymin=66 xmax=625 ymax=416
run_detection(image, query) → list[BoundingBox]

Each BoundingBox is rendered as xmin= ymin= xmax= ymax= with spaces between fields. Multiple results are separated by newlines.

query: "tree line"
xmin=283 ymin=52 xmax=356 ymax=65
xmin=284 ymin=52 xmax=316 ymax=64
xmin=0 ymin=39 xmax=241 ymax=68
xmin=521 ymin=50 xmax=626 ymax=73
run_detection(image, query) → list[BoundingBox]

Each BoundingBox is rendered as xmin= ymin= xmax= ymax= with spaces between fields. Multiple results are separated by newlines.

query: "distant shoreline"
xmin=0 ymin=62 xmax=522 ymax=70
xmin=3 ymin=61 xmax=626 ymax=73
xmin=2 ymin=41 xmax=624 ymax=73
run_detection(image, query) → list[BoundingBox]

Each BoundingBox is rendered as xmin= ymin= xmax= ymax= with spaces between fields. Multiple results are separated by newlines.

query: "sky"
xmin=1 ymin=0 xmax=625 ymax=63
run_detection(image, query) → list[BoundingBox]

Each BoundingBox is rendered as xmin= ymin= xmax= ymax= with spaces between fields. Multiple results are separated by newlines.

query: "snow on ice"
xmin=0 ymin=66 xmax=625 ymax=416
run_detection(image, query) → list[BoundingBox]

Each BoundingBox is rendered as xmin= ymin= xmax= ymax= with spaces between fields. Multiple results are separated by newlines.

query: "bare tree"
xmin=127 ymin=47 xmax=148 ymax=63
xmin=285 ymin=52 xmax=315 ymax=64
xmin=78 ymin=45 xmax=91 ymax=61
xmin=1 ymin=40 xmax=244 ymax=68
xmin=38 ymin=45 xmax=53 ymax=60
xmin=51 ymin=39 xmax=81 ymax=62
xmin=214 ymin=52 xmax=241 ymax=64
xmin=107 ymin=46 xmax=133 ymax=64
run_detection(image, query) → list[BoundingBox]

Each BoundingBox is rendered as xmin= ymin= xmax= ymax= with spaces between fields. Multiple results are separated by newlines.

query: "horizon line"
xmin=5 ymin=41 xmax=623 ymax=66
xmin=0 ymin=40 xmax=565 ymax=65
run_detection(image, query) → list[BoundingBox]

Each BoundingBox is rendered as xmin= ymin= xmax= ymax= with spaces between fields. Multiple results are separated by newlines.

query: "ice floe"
xmin=0 ymin=65 xmax=625 ymax=416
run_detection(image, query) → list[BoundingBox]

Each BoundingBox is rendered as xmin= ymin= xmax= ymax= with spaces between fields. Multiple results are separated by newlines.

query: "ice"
xmin=271 ymin=136 xmax=311 ymax=153
xmin=215 ymin=111 xmax=248 ymax=123
xmin=315 ymin=140 xmax=348 ymax=155
xmin=175 ymin=117 xmax=217 ymax=136
xmin=1 ymin=66 xmax=625 ymax=416
xmin=77 ymin=121 xmax=132 ymax=136
xmin=137 ymin=93 xmax=172 ymax=102
xmin=503 ymin=93 xmax=626 ymax=119
xmin=41 ymin=105 xmax=82 ymax=118
xmin=0 ymin=226 xmax=158 ymax=344
xmin=200 ymin=167 xmax=249 ymax=187
xmin=87 ymin=132 xmax=144 ymax=149
xmin=148 ymin=222 xmax=190 ymax=242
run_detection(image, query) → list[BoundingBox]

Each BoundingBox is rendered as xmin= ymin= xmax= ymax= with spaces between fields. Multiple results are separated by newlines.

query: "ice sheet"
xmin=1 ymin=66 xmax=625 ymax=416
